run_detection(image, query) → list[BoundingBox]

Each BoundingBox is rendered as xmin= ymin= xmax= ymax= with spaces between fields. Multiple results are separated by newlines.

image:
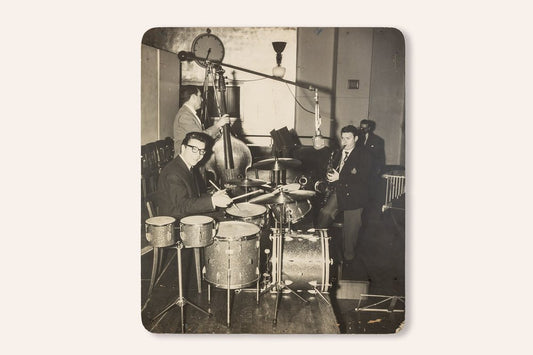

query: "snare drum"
xmin=204 ymin=221 xmax=261 ymax=289
xmin=270 ymin=199 xmax=312 ymax=224
xmin=279 ymin=229 xmax=331 ymax=292
xmin=145 ymin=216 xmax=176 ymax=247
xmin=179 ymin=215 xmax=217 ymax=248
xmin=225 ymin=202 xmax=268 ymax=228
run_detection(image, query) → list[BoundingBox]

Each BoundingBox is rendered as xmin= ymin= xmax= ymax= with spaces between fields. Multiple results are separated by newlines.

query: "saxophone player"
xmin=315 ymin=125 xmax=373 ymax=263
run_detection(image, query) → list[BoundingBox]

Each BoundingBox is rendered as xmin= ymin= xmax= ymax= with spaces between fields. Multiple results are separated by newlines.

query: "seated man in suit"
xmin=316 ymin=125 xmax=372 ymax=262
xmin=173 ymin=85 xmax=231 ymax=157
xmin=156 ymin=131 xmax=232 ymax=289
xmin=157 ymin=131 xmax=232 ymax=220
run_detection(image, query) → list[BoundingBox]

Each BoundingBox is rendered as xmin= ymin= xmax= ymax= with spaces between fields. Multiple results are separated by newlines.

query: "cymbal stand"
xmin=260 ymin=201 xmax=308 ymax=325
xmin=150 ymin=241 xmax=211 ymax=333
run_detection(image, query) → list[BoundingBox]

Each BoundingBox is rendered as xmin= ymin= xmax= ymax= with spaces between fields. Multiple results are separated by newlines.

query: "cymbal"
xmin=251 ymin=158 xmax=302 ymax=171
xmin=226 ymin=177 xmax=267 ymax=187
xmin=248 ymin=189 xmax=315 ymax=205
xmin=280 ymin=183 xmax=301 ymax=192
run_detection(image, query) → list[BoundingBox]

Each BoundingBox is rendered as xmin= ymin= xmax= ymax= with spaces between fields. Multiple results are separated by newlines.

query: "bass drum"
xmin=280 ymin=229 xmax=331 ymax=292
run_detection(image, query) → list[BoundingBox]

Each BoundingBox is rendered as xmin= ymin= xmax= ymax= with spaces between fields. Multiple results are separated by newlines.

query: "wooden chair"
xmin=141 ymin=138 xmax=203 ymax=312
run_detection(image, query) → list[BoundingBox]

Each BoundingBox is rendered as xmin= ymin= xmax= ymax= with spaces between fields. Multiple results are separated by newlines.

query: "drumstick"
xmin=209 ymin=179 xmax=241 ymax=210
xmin=209 ymin=179 xmax=223 ymax=191
xmin=231 ymin=189 xmax=262 ymax=201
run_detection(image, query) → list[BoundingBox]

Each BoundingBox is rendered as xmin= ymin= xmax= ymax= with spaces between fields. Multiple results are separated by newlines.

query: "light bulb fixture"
xmin=272 ymin=41 xmax=287 ymax=78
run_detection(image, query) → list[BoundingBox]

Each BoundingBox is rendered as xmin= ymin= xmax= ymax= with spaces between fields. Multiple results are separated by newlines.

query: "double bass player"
xmin=173 ymin=85 xmax=231 ymax=157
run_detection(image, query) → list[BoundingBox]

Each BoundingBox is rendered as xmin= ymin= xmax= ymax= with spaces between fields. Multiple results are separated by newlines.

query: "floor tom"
xmin=204 ymin=221 xmax=261 ymax=289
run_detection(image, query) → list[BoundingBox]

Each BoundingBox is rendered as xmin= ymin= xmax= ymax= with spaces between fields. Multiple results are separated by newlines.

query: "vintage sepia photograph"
xmin=140 ymin=27 xmax=405 ymax=334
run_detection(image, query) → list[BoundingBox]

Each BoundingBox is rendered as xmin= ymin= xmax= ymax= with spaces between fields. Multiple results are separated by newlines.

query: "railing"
xmin=382 ymin=169 xmax=405 ymax=212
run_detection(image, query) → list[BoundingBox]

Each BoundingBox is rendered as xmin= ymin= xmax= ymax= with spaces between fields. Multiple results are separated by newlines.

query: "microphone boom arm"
xmin=178 ymin=51 xmax=316 ymax=91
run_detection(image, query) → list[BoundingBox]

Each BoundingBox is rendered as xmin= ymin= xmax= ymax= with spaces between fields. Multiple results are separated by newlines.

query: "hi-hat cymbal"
xmin=226 ymin=177 xmax=267 ymax=187
xmin=251 ymin=158 xmax=302 ymax=171
xmin=248 ymin=189 xmax=315 ymax=205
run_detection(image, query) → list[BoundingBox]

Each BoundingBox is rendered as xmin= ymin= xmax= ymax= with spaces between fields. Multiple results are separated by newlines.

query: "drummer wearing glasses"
xmin=157 ymin=131 xmax=233 ymax=221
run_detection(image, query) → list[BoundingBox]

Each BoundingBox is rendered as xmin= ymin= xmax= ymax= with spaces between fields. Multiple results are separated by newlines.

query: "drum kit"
xmin=145 ymin=156 xmax=332 ymax=331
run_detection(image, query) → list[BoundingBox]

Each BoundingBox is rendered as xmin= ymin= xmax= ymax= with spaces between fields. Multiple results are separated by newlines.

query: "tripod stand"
xmin=150 ymin=241 xmax=211 ymax=333
xmin=260 ymin=196 xmax=308 ymax=325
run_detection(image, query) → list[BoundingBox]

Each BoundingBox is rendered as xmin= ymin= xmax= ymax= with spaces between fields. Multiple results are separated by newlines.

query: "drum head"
xmin=217 ymin=221 xmax=260 ymax=240
xmin=146 ymin=216 xmax=176 ymax=226
xmin=226 ymin=203 xmax=266 ymax=217
xmin=180 ymin=215 xmax=214 ymax=225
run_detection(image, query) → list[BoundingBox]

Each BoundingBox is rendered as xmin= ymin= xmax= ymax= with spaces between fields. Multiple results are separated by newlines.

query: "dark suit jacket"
xmin=334 ymin=146 xmax=372 ymax=211
xmin=363 ymin=132 xmax=385 ymax=178
xmin=156 ymin=155 xmax=215 ymax=221
xmin=173 ymin=105 xmax=220 ymax=156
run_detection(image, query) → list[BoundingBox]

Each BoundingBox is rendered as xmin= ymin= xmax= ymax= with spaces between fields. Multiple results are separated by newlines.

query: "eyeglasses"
xmin=186 ymin=144 xmax=206 ymax=155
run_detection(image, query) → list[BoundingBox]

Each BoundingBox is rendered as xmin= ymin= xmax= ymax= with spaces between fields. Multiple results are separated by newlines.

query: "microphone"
xmin=177 ymin=51 xmax=195 ymax=61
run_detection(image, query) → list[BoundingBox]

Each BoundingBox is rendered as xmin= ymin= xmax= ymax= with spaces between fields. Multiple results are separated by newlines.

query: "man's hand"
xmin=211 ymin=189 xmax=232 ymax=208
xmin=326 ymin=168 xmax=340 ymax=182
xmin=215 ymin=114 xmax=231 ymax=128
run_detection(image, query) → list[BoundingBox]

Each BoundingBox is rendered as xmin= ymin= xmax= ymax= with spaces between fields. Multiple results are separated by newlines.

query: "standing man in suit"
xmin=360 ymin=119 xmax=386 ymax=212
xmin=359 ymin=119 xmax=385 ymax=180
xmin=173 ymin=86 xmax=231 ymax=157
xmin=316 ymin=125 xmax=372 ymax=262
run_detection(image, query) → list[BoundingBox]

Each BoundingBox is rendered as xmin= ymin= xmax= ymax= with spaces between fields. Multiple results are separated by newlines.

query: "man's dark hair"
xmin=182 ymin=131 xmax=210 ymax=146
xmin=181 ymin=85 xmax=201 ymax=103
xmin=360 ymin=119 xmax=376 ymax=132
xmin=341 ymin=124 xmax=359 ymax=137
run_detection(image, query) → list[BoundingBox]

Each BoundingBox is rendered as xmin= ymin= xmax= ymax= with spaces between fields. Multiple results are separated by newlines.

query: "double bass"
xmin=205 ymin=65 xmax=252 ymax=186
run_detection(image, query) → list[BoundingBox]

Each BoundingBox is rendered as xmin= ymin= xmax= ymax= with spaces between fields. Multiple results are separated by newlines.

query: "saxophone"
xmin=315 ymin=149 xmax=337 ymax=207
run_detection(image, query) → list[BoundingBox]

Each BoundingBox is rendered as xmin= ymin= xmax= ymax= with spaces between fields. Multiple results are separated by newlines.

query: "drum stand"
xmin=260 ymin=202 xmax=308 ymax=325
xmin=150 ymin=241 xmax=211 ymax=333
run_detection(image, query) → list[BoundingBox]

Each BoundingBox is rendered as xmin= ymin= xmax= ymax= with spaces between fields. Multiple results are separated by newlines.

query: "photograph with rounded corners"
xmin=140 ymin=27 xmax=405 ymax=334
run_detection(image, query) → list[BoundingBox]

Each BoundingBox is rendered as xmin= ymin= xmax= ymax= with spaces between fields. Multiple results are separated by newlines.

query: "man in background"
xmin=173 ymin=85 xmax=231 ymax=156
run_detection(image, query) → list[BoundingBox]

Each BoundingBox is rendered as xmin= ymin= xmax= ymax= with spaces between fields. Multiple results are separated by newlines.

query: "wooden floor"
xmin=142 ymin=280 xmax=340 ymax=334
xmin=141 ymin=200 xmax=405 ymax=334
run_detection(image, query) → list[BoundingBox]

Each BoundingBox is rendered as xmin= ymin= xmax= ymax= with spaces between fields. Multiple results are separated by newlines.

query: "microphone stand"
xmin=200 ymin=49 xmax=212 ymax=126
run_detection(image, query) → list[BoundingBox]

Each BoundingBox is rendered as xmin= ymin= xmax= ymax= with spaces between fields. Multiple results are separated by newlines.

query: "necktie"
xmin=339 ymin=150 xmax=349 ymax=172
